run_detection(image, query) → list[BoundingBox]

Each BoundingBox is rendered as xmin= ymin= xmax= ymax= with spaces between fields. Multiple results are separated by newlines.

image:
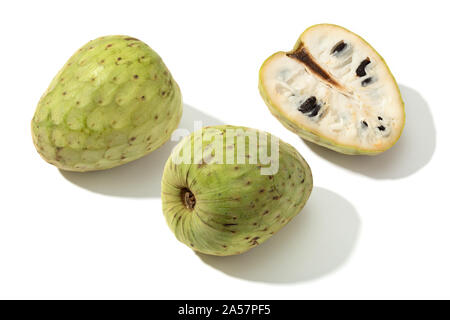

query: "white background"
xmin=0 ymin=0 xmax=448 ymax=299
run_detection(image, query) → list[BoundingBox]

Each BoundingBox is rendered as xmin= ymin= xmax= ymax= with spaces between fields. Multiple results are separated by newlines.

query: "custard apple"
xmin=259 ymin=24 xmax=405 ymax=155
xmin=32 ymin=35 xmax=182 ymax=171
xmin=161 ymin=125 xmax=313 ymax=256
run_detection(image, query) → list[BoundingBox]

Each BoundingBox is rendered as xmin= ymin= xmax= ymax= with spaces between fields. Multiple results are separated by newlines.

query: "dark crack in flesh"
xmin=287 ymin=46 xmax=340 ymax=88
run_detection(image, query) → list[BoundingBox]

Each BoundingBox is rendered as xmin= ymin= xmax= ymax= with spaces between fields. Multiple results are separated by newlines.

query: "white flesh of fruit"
xmin=261 ymin=24 xmax=404 ymax=153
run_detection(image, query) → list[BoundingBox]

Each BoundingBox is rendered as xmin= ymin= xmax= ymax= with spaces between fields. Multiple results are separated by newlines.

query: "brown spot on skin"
xmin=301 ymin=178 xmax=305 ymax=184
xmin=100 ymin=60 xmax=105 ymax=64
xmin=62 ymin=92 xmax=67 ymax=96
xmin=154 ymin=115 xmax=159 ymax=120
xmin=253 ymin=223 xmax=257 ymax=226
xmin=263 ymin=210 xmax=269 ymax=215
xmin=106 ymin=44 xmax=113 ymax=48
xmin=234 ymin=166 xmax=239 ymax=170
xmin=268 ymin=176 xmax=273 ymax=180
xmin=121 ymin=155 xmax=126 ymax=160
xmin=222 ymin=245 xmax=227 ymax=248
xmin=259 ymin=189 xmax=265 ymax=193
xmin=223 ymin=223 xmax=238 ymax=227
xmin=287 ymin=46 xmax=341 ymax=88
xmin=117 ymin=57 xmax=122 ymax=61
xmin=124 ymin=37 xmax=139 ymax=41
xmin=273 ymin=196 xmax=280 ymax=200
xmin=76 ymin=101 xmax=80 ymax=105
xmin=133 ymin=75 xmax=139 ymax=79
xmin=262 ymin=228 xmax=268 ymax=232
xmin=245 ymin=237 xmax=250 ymax=240
xmin=190 ymin=243 xmax=194 ymax=247
xmin=140 ymin=96 xmax=145 ymax=101
xmin=246 ymin=181 xmax=251 ymax=185
xmin=130 ymin=137 xmax=136 ymax=141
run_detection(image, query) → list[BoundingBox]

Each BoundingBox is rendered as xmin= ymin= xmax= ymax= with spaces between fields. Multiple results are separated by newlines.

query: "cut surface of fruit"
xmin=259 ymin=24 xmax=405 ymax=155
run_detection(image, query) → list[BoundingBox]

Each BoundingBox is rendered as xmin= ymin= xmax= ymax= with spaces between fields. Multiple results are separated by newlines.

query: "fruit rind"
xmin=31 ymin=35 xmax=182 ymax=171
xmin=161 ymin=125 xmax=313 ymax=256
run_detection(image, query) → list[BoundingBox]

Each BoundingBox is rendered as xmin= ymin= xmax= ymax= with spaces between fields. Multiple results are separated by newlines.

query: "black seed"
xmin=298 ymin=96 xmax=321 ymax=117
xmin=378 ymin=116 xmax=383 ymax=121
xmin=299 ymin=96 xmax=317 ymax=113
xmin=378 ymin=125 xmax=386 ymax=131
xmin=361 ymin=77 xmax=373 ymax=87
xmin=331 ymin=41 xmax=347 ymax=54
xmin=362 ymin=120 xmax=368 ymax=127
xmin=356 ymin=58 xmax=371 ymax=77
xmin=309 ymin=104 xmax=321 ymax=117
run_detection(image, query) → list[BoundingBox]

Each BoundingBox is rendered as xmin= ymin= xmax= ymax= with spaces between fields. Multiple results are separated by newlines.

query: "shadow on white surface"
xmin=197 ymin=187 xmax=360 ymax=284
xmin=305 ymin=85 xmax=436 ymax=179
xmin=60 ymin=104 xmax=224 ymax=198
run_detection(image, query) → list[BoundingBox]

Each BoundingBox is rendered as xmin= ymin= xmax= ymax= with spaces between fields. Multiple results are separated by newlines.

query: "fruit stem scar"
xmin=286 ymin=46 xmax=341 ymax=89
xmin=181 ymin=188 xmax=196 ymax=210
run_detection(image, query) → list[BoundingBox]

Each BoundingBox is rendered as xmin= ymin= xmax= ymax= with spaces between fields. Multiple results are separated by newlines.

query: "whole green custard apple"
xmin=161 ymin=125 xmax=313 ymax=256
xmin=259 ymin=24 xmax=405 ymax=155
xmin=32 ymin=35 xmax=182 ymax=171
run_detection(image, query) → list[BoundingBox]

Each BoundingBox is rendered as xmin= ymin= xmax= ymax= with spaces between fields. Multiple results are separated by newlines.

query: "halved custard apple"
xmin=259 ymin=24 xmax=405 ymax=155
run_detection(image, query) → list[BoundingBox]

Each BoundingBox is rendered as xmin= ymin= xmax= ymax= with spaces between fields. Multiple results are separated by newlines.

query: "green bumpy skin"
xmin=32 ymin=35 xmax=182 ymax=171
xmin=161 ymin=125 xmax=313 ymax=256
